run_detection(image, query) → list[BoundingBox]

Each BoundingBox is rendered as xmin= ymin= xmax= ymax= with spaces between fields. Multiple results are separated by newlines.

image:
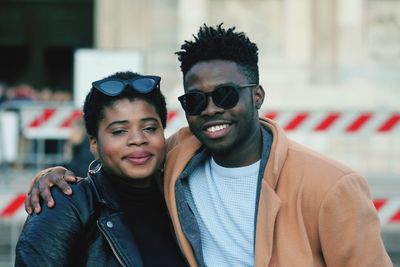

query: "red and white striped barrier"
xmin=261 ymin=111 xmax=400 ymax=134
xmin=20 ymin=107 xmax=400 ymax=139
xmin=374 ymin=198 xmax=400 ymax=225
xmin=21 ymin=107 xmax=83 ymax=139
xmin=1 ymin=193 xmax=399 ymax=225
xmin=165 ymin=110 xmax=400 ymax=136
xmin=167 ymin=110 xmax=400 ymax=134
xmin=0 ymin=193 xmax=26 ymax=220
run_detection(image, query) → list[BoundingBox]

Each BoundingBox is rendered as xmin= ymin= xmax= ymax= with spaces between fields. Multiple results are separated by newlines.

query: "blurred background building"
xmin=0 ymin=0 xmax=399 ymax=266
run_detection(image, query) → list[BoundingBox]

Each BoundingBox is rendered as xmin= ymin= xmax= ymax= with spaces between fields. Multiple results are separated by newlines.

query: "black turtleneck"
xmin=109 ymin=173 xmax=188 ymax=267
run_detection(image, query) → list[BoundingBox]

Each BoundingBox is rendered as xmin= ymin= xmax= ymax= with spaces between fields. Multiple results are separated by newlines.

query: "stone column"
xmin=310 ymin=0 xmax=338 ymax=83
xmin=336 ymin=0 xmax=364 ymax=69
xmin=94 ymin=0 xmax=146 ymax=49
xmin=177 ymin=0 xmax=208 ymax=43
xmin=282 ymin=0 xmax=312 ymax=84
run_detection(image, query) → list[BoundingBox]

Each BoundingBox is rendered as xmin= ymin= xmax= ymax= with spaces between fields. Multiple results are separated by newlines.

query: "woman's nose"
xmin=127 ymin=130 xmax=147 ymax=146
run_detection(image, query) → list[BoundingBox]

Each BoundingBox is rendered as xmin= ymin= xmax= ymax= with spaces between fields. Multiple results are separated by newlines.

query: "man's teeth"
xmin=207 ymin=124 xmax=228 ymax=133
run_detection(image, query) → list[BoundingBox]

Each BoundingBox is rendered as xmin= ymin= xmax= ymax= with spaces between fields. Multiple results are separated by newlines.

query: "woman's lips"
xmin=123 ymin=152 xmax=153 ymax=165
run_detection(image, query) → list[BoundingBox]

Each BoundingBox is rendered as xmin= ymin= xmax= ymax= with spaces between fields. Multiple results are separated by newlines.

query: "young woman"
xmin=15 ymin=71 xmax=187 ymax=266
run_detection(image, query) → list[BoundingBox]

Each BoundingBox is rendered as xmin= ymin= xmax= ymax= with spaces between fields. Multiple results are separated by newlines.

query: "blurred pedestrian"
xmin=0 ymin=82 xmax=6 ymax=105
xmin=64 ymin=118 xmax=94 ymax=177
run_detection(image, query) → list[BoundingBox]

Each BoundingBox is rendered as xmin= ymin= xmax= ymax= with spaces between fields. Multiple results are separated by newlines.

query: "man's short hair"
xmin=176 ymin=23 xmax=259 ymax=83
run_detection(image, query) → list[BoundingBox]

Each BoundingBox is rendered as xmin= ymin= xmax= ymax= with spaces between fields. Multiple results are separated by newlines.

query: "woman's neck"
xmin=102 ymin=169 xmax=161 ymax=205
xmin=102 ymin=169 xmax=155 ymax=189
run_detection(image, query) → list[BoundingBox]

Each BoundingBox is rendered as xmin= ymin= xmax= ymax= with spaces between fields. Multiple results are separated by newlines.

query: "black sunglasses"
xmin=178 ymin=83 xmax=257 ymax=115
xmin=92 ymin=75 xmax=161 ymax=96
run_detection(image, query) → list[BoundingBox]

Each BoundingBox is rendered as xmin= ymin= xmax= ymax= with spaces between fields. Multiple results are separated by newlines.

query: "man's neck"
xmin=211 ymin=125 xmax=263 ymax=168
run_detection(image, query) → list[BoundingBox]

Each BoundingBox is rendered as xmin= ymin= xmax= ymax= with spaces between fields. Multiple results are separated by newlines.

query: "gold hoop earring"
xmin=88 ymin=159 xmax=102 ymax=176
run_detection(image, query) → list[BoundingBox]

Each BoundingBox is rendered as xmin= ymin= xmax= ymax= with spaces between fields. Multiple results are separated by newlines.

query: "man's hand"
xmin=25 ymin=166 xmax=77 ymax=214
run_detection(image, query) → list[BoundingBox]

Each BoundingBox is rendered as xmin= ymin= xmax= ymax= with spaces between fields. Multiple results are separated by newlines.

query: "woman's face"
xmin=90 ymin=98 xmax=166 ymax=182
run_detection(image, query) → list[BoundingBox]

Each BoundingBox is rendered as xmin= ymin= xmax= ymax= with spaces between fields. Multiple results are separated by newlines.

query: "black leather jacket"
xmin=15 ymin=171 xmax=146 ymax=267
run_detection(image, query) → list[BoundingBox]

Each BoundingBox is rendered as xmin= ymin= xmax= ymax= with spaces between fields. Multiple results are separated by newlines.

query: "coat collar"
xmin=255 ymin=118 xmax=288 ymax=266
xmin=165 ymin=118 xmax=288 ymax=189
xmin=87 ymin=170 xmax=123 ymax=211
xmin=259 ymin=117 xmax=289 ymax=189
xmin=164 ymin=130 xmax=202 ymax=267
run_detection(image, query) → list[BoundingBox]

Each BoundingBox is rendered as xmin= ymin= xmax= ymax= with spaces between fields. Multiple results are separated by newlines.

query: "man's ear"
xmin=254 ymin=85 xmax=265 ymax=110
xmin=89 ymin=136 xmax=99 ymax=159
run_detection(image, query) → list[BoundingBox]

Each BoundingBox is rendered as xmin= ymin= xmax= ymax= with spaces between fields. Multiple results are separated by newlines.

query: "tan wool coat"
xmin=164 ymin=118 xmax=393 ymax=267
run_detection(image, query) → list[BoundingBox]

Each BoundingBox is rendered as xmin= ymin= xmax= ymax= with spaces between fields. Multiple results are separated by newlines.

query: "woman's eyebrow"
xmin=106 ymin=117 xmax=160 ymax=129
xmin=141 ymin=117 xmax=160 ymax=123
xmin=106 ymin=120 xmax=129 ymax=129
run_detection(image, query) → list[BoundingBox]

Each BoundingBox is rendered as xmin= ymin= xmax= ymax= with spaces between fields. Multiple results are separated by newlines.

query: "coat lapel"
xmin=164 ymin=128 xmax=202 ymax=267
xmin=254 ymin=118 xmax=288 ymax=266
xmin=254 ymin=182 xmax=281 ymax=266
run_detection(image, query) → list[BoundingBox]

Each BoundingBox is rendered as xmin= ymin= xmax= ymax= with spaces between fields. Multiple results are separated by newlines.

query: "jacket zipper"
xmin=97 ymin=220 xmax=128 ymax=267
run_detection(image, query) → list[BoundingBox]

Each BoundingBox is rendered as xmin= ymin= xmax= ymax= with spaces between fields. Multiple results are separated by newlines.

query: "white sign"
xmin=73 ymin=49 xmax=143 ymax=107
xmin=0 ymin=111 xmax=18 ymax=163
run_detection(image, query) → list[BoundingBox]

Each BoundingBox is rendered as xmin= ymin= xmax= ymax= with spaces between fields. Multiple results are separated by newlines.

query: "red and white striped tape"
xmin=21 ymin=107 xmax=400 ymax=140
xmin=165 ymin=110 xmax=400 ymax=136
xmin=166 ymin=110 xmax=400 ymax=135
xmin=1 ymin=194 xmax=399 ymax=225
xmin=262 ymin=111 xmax=400 ymax=133
xmin=374 ymin=198 xmax=400 ymax=225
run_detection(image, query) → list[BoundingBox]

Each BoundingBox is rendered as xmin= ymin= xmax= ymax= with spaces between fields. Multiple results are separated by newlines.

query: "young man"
xmin=25 ymin=24 xmax=392 ymax=266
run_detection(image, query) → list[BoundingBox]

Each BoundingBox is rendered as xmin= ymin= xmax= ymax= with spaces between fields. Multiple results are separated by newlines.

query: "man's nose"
xmin=200 ymin=96 xmax=224 ymax=116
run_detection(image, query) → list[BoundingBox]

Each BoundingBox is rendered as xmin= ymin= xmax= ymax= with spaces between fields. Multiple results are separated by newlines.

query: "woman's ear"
xmin=254 ymin=85 xmax=265 ymax=110
xmin=89 ymin=136 xmax=99 ymax=159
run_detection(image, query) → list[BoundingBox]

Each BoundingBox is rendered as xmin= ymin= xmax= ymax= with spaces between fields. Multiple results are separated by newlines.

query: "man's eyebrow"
xmin=214 ymin=82 xmax=239 ymax=87
xmin=188 ymin=82 xmax=236 ymax=91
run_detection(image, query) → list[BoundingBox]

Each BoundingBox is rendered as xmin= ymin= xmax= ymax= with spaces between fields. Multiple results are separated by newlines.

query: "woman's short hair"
xmin=83 ymin=71 xmax=167 ymax=137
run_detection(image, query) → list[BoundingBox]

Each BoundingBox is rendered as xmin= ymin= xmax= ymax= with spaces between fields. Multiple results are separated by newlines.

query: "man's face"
xmin=182 ymin=59 xmax=264 ymax=162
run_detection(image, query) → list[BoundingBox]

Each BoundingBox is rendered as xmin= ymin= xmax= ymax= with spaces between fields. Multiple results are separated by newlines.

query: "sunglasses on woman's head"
xmin=178 ymin=83 xmax=257 ymax=115
xmin=92 ymin=75 xmax=161 ymax=96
